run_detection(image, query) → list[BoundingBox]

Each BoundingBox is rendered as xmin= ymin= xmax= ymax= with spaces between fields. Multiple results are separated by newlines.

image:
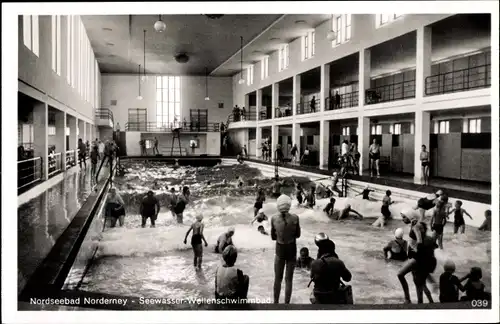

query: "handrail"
xmin=325 ymin=91 xmax=359 ymax=110
xmin=124 ymin=121 xmax=221 ymax=132
xmin=227 ymin=111 xmax=257 ymax=123
xmin=48 ymin=152 xmax=62 ymax=177
xmin=365 ymin=80 xmax=415 ymax=105
xmin=17 ymin=157 xmax=43 ymax=190
xmin=275 ymin=106 xmax=293 ymax=118
xmin=296 ymin=98 xmax=321 ymax=115
xmin=425 ymin=64 xmax=491 ymax=96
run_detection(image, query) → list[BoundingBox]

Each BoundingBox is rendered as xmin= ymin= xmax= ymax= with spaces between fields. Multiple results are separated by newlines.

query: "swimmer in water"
xmin=174 ymin=186 xmax=190 ymax=224
xmin=251 ymin=209 xmax=268 ymax=225
xmin=323 ymin=198 xmax=336 ymax=218
xmin=478 ymin=210 xmax=491 ymax=231
xmin=372 ymin=190 xmax=394 ymax=228
xmin=254 ymin=187 xmax=266 ymax=217
xmin=439 ymin=260 xmax=465 ymax=303
xmin=383 ymin=228 xmax=409 ymax=261
xmin=414 ymin=190 xmax=443 ymax=222
xmin=236 ymin=176 xmax=244 ymax=188
xmin=329 ymin=171 xmax=343 ymax=197
xmin=295 ymin=183 xmax=304 ymax=205
xmin=448 ymin=200 xmax=472 ymax=234
xmin=430 ymin=195 xmax=449 ymax=249
xmin=168 ymin=187 xmax=177 ymax=218
xmin=215 ymin=227 xmax=235 ymax=253
xmin=271 ymin=176 xmax=282 ymax=198
xmin=152 ymin=180 xmax=160 ymax=190
xmin=257 ymin=225 xmax=269 ymax=235
xmin=337 ymin=204 xmax=363 ymax=220
xmin=184 ymin=214 xmax=208 ymax=269
xmin=296 ymin=247 xmax=314 ymax=270
xmin=140 ymin=190 xmax=160 ymax=228
xmin=304 ymin=186 xmax=316 ymax=208
xmin=356 ymin=185 xmax=374 ymax=200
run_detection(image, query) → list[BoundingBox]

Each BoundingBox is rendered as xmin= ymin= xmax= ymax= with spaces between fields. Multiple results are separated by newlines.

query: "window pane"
xmin=175 ymin=89 xmax=180 ymax=102
xmin=32 ymin=15 xmax=39 ymax=56
xmin=156 ymin=89 xmax=162 ymax=102
xmin=175 ymin=76 xmax=180 ymax=88
xmin=346 ymin=25 xmax=351 ymax=41
xmin=156 ymin=76 xmax=162 ymax=88
xmin=23 ymin=15 xmax=31 ymax=49
xmin=169 ymin=88 xmax=175 ymax=101
xmin=175 ymin=103 xmax=181 ymax=116
xmin=477 ymin=119 xmax=481 ymax=133
xmin=162 ymin=76 xmax=168 ymax=88
xmin=469 ymin=120 xmax=476 ymax=133
xmin=346 ymin=14 xmax=351 ymax=26
xmin=162 ymin=89 xmax=169 ymax=102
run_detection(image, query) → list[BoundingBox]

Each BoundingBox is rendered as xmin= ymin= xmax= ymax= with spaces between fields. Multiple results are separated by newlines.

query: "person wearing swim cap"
xmin=140 ymin=190 xmax=160 ymax=228
xmin=215 ymin=227 xmax=235 ymax=254
xmin=184 ymin=214 xmax=208 ymax=269
xmin=310 ymin=234 xmax=352 ymax=304
xmin=383 ymin=228 xmax=409 ymax=261
xmin=337 ymin=203 xmax=363 ymax=220
xmin=271 ymin=194 xmax=301 ymax=304
xmin=439 ymin=260 xmax=465 ymax=303
xmin=215 ymin=245 xmax=249 ymax=302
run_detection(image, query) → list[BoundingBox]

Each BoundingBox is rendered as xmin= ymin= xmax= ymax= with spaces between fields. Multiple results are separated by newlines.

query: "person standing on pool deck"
xmin=420 ymin=145 xmax=430 ymax=185
xmin=140 ymin=190 xmax=160 ymax=228
xmin=174 ymin=186 xmax=190 ymax=224
xmin=254 ymin=187 xmax=266 ymax=217
xmin=153 ymin=137 xmax=159 ymax=155
xmin=368 ymin=138 xmax=381 ymax=177
xmin=448 ymin=200 xmax=473 ymax=234
xmin=271 ymin=195 xmax=301 ymax=304
xmin=184 ymin=214 xmax=208 ymax=269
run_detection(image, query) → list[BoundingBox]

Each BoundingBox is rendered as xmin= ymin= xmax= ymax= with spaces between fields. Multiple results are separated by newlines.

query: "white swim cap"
xmin=277 ymin=194 xmax=292 ymax=213
xmin=195 ymin=214 xmax=203 ymax=221
xmin=394 ymin=228 xmax=404 ymax=239
xmin=332 ymin=171 xmax=338 ymax=177
xmin=435 ymin=189 xmax=444 ymax=196
xmin=257 ymin=209 xmax=265 ymax=216
xmin=400 ymin=207 xmax=418 ymax=221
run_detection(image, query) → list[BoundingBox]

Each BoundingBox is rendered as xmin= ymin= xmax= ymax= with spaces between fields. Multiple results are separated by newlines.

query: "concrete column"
xmin=256 ymin=89 xmax=262 ymax=121
xmin=416 ymin=26 xmax=432 ymax=99
xmin=33 ymin=102 xmax=49 ymax=180
xmin=357 ymin=116 xmax=370 ymax=174
xmin=320 ymin=64 xmax=330 ymax=112
xmin=86 ymin=123 xmax=91 ymax=143
xmin=256 ymin=127 xmax=262 ymax=158
xmin=319 ymin=120 xmax=330 ymax=169
xmin=54 ymin=110 xmax=67 ymax=170
xmin=77 ymin=119 xmax=85 ymax=147
xmin=244 ymin=94 xmax=250 ymax=113
xmin=358 ymin=49 xmax=371 ymax=106
xmin=271 ymin=124 xmax=278 ymax=161
xmin=271 ymin=83 xmax=279 ymax=119
xmin=292 ymin=75 xmax=301 ymax=116
xmin=292 ymin=123 xmax=301 ymax=156
xmin=68 ymin=116 xmax=78 ymax=151
xmin=414 ymin=110 xmax=431 ymax=184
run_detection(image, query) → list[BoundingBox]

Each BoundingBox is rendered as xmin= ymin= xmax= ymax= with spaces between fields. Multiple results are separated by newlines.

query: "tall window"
xmin=66 ymin=16 xmax=73 ymax=84
xmin=95 ymin=61 xmax=99 ymax=108
xmin=48 ymin=126 xmax=56 ymax=136
xmin=23 ymin=15 xmax=39 ymax=56
xmin=302 ymin=31 xmax=315 ymax=61
xmin=247 ymin=64 xmax=254 ymax=85
xmin=434 ymin=120 xmax=450 ymax=134
xmin=371 ymin=125 xmax=382 ymax=135
xmin=51 ymin=16 xmax=62 ymax=75
xmin=391 ymin=123 xmax=402 ymax=134
xmin=279 ymin=44 xmax=289 ymax=71
xmin=463 ymin=118 xmax=482 ymax=133
xmin=261 ymin=56 xmax=269 ymax=80
xmin=332 ymin=14 xmax=351 ymax=47
xmin=376 ymin=14 xmax=404 ymax=28
xmin=342 ymin=126 xmax=350 ymax=136
xmin=156 ymin=76 xmax=181 ymax=127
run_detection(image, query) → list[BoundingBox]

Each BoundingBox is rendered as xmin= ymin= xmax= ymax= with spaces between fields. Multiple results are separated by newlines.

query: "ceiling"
xmin=81 ymin=14 xmax=331 ymax=76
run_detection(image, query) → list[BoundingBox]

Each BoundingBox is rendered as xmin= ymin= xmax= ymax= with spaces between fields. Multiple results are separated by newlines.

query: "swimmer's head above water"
xmin=444 ymin=260 xmax=456 ymax=273
xmin=227 ymin=227 xmax=235 ymax=237
xmin=195 ymin=214 xmax=203 ymax=222
xmin=314 ymin=232 xmax=329 ymax=245
xmin=222 ymin=245 xmax=238 ymax=266
xmin=394 ymin=228 xmax=404 ymax=239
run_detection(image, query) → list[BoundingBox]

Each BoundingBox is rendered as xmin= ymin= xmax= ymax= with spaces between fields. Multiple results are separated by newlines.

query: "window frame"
xmin=156 ymin=76 xmax=182 ymax=128
xmin=261 ymin=56 xmax=269 ymax=80
xmin=23 ymin=15 xmax=39 ymax=57
xmin=376 ymin=14 xmax=403 ymax=28
xmin=332 ymin=14 xmax=352 ymax=47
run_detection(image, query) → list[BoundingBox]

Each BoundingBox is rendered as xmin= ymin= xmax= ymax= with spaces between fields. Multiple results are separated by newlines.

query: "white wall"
xmin=101 ymin=74 xmax=233 ymax=128
xmin=206 ymin=133 xmax=221 ymax=155
xmin=18 ymin=15 xmax=101 ymax=122
xmin=125 ymin=132 xmax=141 ymax=156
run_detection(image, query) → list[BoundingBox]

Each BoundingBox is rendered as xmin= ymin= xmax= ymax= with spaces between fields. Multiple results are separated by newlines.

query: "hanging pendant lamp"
xmin=141 ymin=29 xmax=147 ymax=82
xmin=205 ymin=67 xmax=210 ymax=101
xmin=154 ymin=15 xmax=167 ymax=33
xmin=137 ymin=64 xmax=143 ymax=100
xmin=238 ymin=36 xmax=245 ymax=84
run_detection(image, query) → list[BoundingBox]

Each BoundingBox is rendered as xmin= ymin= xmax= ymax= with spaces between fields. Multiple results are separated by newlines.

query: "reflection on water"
xmin=18 ymin=165 xmax=110 ymax=293
xmin=79 ymin=162 xmax=491 ymax=304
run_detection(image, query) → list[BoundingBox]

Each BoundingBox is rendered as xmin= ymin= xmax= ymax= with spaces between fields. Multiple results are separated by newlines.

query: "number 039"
xmin=471 ymin=299 xmax=489 ymax=307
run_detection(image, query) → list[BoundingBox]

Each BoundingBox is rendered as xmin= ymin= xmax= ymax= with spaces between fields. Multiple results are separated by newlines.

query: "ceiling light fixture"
xmin=204 ymin=67 xmax=210 ymax=101
xmin=154 ymin=15 xmax=167 ymax=33
xmin=238 ymin=36 xmax=245 ymax=85
xmin=137 ymin=64 xmax=143 ymax=100
xmin=295 ymin=20 xmax=307 ymax=25
xmin=141 ymin=29 xmax=147 ymax=82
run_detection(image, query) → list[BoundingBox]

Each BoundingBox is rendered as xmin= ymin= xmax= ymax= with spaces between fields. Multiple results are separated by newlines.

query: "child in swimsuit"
xmin=448 ymin=200 xmax=473 ymax=234
xmin=295 ymin=183 xmax=304 ymax=204
xmin=431 ymin=197 xmax=449 ymax=250
xmin=184 ymin=214 xmax=208 ymax=269
xmin=254 ymin=188 xmax=266 ymax=216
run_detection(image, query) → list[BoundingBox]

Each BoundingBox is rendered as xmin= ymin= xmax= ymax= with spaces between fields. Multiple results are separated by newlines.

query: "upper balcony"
xmin=425 ymin=63 xmax=491 ymax=97
xmin=226 ymin=108 xmax=257 ymax=130
xmin=95 ymin=108 xmax=114 ymax=128
xmin=125 ymin=121 xmax=221 ymax=133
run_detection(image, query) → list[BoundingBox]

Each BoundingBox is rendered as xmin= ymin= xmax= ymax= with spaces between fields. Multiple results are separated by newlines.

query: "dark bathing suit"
xmin=191 ymin=224 xmax=203 ymax=257
xmin=417 ymin=197 xmax=435 ymax=210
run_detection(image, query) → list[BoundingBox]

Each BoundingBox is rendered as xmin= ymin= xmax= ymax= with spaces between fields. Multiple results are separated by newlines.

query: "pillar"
xmin=357 ymin=116 xmax=370 ymax=175
xmin=292 ymin=75 xmax=301 ymax=116
xmin=77 ymin=119 xmax=84 ymax=148
xmin=320 ymin=64 xmax=330 ymax=112
xmin=416 ymin=26 xmax=432 ymax=99
xmin=271 ymin=124 xmax=278 ymax=161
xmin=68 ymin=116 xmax=77 ymax=151
xmin=256 ymin=127 xmax=262 ymax=158
xmin=256 ymin=89 xmax=262 ymax=121
xmin=414 ymin=111 xmax=431 ymax=184
xmin=244 ymin=94 xmax=250 ymax=114
xmin=292 ymin=123 xmax=301 ymax=156
xmin=319 ymin=120 xmax=330 ymax=169
xmin=54 ymin=110 xmax=67 ymax=170
xmin=271 ymin=83 xmax=279 ymax=119
xmin=33 ymin=102 xmax=49 ymax=180
xmin=86 ymin=123 xmax=92 ymax=143
xmin=358 ymin=49 xmax=371 ymax=106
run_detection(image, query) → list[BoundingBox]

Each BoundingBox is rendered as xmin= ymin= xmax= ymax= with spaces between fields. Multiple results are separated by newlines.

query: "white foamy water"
xmin=76 ymin=162 xmax=491 ymax=304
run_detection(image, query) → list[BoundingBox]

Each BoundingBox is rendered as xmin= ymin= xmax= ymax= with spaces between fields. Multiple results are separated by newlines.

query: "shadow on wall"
xmin=222 ymin=134 xmax=241 ymax=157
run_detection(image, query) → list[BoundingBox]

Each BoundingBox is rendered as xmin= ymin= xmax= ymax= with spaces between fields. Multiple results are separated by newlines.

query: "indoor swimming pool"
xmin=68 ymin=162 xmax=491 ymax=304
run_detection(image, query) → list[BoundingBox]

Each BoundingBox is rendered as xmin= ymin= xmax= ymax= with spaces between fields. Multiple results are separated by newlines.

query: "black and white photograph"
xmin=2 ymin=1 xmax=499 ymax=323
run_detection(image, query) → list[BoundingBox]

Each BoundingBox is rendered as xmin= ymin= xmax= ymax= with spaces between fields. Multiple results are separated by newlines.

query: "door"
xmin=128 ymin=108 xmax=147 ymax=131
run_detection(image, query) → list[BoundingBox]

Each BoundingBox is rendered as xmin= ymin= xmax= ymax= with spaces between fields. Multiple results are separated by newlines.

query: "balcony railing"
xmin=325 ymin=91 xmax=359 ymax=110
xmin=296 ymin=98 xmax=321 ymax=115
xmin=125 ymin=121 xmax=221 ymax=133
xmin=275 ymin=106 xmax=293 ymax=118
xmin=17 ymin=157 xmax=43 ymax=190
xmin=260 ymin=110 xmax=272 ymax=120
xmin=48 ymin=152 xmax=62 ymax=177
xmin=95 ymin=108 xmax=114 ymax=127
xmin=425 ymin=64 xmax=491 ymax=96
xmin=65 ymin=150 xmax=78 ymax=169
xmin=365 ymin=80 xmax=416 ymax=105
xmin=227 ymin=111 xmax=257 ymax=123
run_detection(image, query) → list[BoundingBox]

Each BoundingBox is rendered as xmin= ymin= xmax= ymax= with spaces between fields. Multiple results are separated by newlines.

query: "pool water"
xmin=77 ymin=162 xmax=491 ymax=304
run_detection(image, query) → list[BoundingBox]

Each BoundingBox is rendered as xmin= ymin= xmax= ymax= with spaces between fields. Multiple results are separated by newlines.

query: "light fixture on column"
xmin=141 ymin=29 xmax=147 ymax=82
xmin=137 ymin=64 xmax=143 ymax=100
xmin=204 ymin=67 xmax=210 ymax=101
xmin=238 ymin=36 xmax=245 ymax=85
xmin=154 ymin=15 xmax=167 ymax=33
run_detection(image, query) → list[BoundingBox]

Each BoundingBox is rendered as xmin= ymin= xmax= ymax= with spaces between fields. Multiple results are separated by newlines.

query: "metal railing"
xmin=95 ymin=108 xmax=114 ymax=127
xmin=48 ymin=152 xmax=62 ymax=177
xmin=125 ymin=121 xmax=221 ymax=132
xmin=259 ymin=110 xmax=272 ymax=120
xmin=425 ymin=64 xmax=491 ymax=96
xmin=296 ymin=98 xmax=321 ymax=115
xmin=17 ymin=157 xmax=43 ymax=190
xmin=227 ymin=110 xmax=257 ymax=123
xmin=66 ymin=150 xmax=78 ymax=169
xmin=325 ymin=91 xmax=359 ymax=110
xmin=365 ymin=80 xmax=416 ymax=105
xmin=275 ymin=106 xmax=293 ymax=118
